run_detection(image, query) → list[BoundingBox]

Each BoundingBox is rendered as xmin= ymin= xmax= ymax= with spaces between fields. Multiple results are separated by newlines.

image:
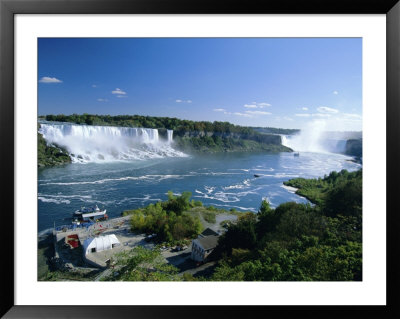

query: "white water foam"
xmin=38 ymin=197 xmax=71 ymax=204
xmin=38 ymin=174 xmax=193 ymax=186
xmin=223 ymin=179 xmax=251 ymax=190
xmin=39 ymin=123 xmax=187 ymax=163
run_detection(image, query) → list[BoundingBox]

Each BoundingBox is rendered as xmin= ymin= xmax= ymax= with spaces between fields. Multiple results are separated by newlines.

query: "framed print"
xmin=1 ymin=0 xmax=399 ymax=318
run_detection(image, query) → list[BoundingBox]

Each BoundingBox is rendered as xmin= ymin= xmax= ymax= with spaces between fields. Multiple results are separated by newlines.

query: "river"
xmin=38 ymin=150 xmax=361 ymax=232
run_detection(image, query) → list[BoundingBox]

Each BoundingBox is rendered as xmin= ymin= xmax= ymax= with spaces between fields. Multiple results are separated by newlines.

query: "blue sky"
xmin=38 ymin=38 xmax=362 ymax=130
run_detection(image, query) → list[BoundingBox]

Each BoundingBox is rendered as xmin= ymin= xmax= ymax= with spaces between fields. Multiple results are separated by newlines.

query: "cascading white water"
xmin=167 ymin=130 xmax=173 ymax=144
xmin=39 ymin=123 xmax=186 ymax=163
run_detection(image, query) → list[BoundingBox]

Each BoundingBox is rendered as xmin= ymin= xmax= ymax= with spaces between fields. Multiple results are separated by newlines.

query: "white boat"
xmin=72 ymin=205 xmax=108 ymax=225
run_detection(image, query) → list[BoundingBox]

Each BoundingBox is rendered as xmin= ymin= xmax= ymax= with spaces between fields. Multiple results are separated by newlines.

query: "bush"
xmin=202 ymin=211 xmax=216 ymax=223
xmin=128 ymin=192 xmax=202 ymax=244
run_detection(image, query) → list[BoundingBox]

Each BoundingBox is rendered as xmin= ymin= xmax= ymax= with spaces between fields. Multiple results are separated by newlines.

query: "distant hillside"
xmin=252 ymin=127 xmax=300 ymax=135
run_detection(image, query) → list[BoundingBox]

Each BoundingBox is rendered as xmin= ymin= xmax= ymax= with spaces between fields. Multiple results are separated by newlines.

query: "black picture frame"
xmin=1 ymin=0 xmax=399 ymax=318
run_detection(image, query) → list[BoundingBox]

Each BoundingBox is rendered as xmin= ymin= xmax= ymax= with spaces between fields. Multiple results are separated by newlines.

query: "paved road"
xmin=94 ymin=268 xmax=112 ymax=281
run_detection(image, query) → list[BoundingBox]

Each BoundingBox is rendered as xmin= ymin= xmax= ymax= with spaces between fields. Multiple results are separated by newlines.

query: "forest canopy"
xmin=210 ymin=169 xmax=362 ymax=281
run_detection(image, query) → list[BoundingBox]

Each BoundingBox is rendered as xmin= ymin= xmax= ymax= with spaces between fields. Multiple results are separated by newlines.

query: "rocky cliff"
xmin=345 ymin=139 xmax=362 ymax=157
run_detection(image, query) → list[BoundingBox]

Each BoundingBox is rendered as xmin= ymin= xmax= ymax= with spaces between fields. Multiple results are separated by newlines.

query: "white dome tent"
xmin=83 ymin=234 xmax=121 ymax=255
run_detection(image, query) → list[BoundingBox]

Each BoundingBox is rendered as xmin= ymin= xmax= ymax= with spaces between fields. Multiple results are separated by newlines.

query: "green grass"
xmin=202 ymin=211 xmax=217 ymax=223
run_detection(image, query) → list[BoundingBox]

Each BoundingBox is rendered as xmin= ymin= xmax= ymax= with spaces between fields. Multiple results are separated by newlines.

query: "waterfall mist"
xmin=281 ymin=120 xmax=347 ymax=154
xmin=39 ymin=123 xmax=186 ymax=163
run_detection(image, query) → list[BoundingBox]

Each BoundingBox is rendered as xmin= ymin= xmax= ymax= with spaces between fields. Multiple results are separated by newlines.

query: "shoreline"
xmin=38 ymin=207 xmax=239 ymax=281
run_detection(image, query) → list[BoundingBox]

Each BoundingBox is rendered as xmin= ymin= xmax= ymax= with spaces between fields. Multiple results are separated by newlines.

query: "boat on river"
xmin=72 ymin=205 xmax=108 ymax=225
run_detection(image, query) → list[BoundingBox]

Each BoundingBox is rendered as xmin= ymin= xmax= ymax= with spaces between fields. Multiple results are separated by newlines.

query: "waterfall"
xmin=167 ymin=130 xmax=173 ymax=143
xmin=39 ymin=123 xmax=186 ymax=163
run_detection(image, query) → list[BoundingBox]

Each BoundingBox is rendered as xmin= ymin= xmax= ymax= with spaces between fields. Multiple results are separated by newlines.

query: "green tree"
xmin=111 ymin=246 xmax=180 ymax=281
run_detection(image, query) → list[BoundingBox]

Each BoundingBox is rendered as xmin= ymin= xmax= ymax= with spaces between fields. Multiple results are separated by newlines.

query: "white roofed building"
xmin=83 ymin=234 xmax=121 ymax=255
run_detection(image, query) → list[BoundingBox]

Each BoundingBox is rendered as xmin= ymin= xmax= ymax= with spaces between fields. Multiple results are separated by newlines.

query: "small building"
xmin=191 ymin=230 xmax=220 ymax=262
xmin=83 ymin=234 xmax=120 ymax=255
xmin=199 ymin=227 xmax=219 ymax=237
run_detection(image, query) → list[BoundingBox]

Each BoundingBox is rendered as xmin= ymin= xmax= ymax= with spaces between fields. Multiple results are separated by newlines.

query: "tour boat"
xmin=72 ymin=205 xmax=108 ymax=225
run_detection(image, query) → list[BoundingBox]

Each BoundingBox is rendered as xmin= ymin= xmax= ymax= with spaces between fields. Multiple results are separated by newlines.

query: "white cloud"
xmin=302 ymin=107 xmax=309 ymax=111
xmin=176 ymin=99 xmax=192 ymax=103
xmin=112 ymin=88 xmax=126 ymax=95
xmin=244 ymin=104 xmax=258 ymax=108
xmin=175 ymin=99 xmax=182 ymax=103
xmin=213 ymin=108 xmax=226 ymax=112
xmin=97 ymin=98 xmax=108 ymax=102
xmin=92 ymin=84 xmax=97 ymax=88
xmin=187 ymin=100 xmax=192 ymax=103
xmin=342 ymin=113 xmax=362 ymax=120
xmin=295 ymin=113 xmax=331 ymax=118
xmin=314 ymin=113 xmax=332 ymax=118
xmin=39 ymin=76 xmax=62 ymax=83
xmin=333 ymin=90 xmax=339 ymax=95
xmin=283 ymin=116 xmax=294 ymax=121
xmin=233 ymin=112 xmax=252 ymax=118
xmin=231 ymin=110 xmax=272 ymax=118
xmin=317 ymin=106 xmax=339 ymax=114
xmin=244 ymin=102 xmax=271 ymax=109
xmin=245 ymin=110 xmax=271 ymax=115
xmin=117 ymin=95 xmax=127 ymax=98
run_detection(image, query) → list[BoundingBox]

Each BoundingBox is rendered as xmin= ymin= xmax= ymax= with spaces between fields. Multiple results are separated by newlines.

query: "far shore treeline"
xmin=40 ymin=113 xmax=300 ymax=135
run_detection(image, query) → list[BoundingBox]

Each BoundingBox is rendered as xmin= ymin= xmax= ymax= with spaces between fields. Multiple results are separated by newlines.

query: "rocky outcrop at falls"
xmin=173 ymin=134 xmax=291 ymax=153
xmin=170 ymin=129 xmax=292 ymax=153
xmin=38 ymin=131 xmax=71 ymax=167
xmin=345 ymin=139 xmax=362 ymax=158
xmin=173 ymin=130 xmax=283 ymax=145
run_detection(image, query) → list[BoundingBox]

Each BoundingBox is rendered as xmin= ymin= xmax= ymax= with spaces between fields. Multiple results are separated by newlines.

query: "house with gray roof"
xmin=191 ymin=229 xmax=220 ymax=262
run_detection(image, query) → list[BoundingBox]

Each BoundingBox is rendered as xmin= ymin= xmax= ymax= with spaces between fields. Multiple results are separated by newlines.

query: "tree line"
xmin=41 ymin=113 xmax=298 ymax=137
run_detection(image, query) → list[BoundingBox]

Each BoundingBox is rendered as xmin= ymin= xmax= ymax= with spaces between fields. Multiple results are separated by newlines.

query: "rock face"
xmin=345 ymin=139 xmax=362 ymax=157
xmin=174 ymin=130 xmax=283 ymax=146
xmin=38 ymin=131 xmax=71 ymax=167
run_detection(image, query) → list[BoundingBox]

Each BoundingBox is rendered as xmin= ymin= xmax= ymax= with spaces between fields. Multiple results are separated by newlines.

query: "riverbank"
xmin=38 ymin=204 xmax=240 ymax=281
